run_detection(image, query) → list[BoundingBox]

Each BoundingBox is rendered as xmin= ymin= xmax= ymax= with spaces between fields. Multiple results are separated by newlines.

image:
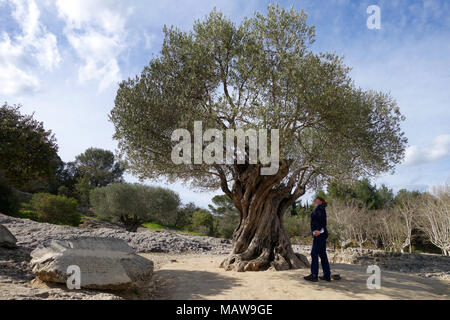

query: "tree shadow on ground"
xmin=287 ymin=263 xmax=449 ymax=300
xmin=152 ymin=269 xmax=241 ymax=300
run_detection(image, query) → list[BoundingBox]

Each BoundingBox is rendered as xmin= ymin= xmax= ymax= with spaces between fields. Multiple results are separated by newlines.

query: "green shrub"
xmin=189 ymin=209 xmax=217 ymax=236
xmin=284 ymin=214 xmax=310 ymax=239
xmin=31 ymin=193 xmax=81 ymax=226
xmin=216 ymin=212 xmax=239 ymax=239
xmin=17 ymin=209 xmax=40 ymax=221
xmin=90 ymin=183 xmax=181 ymax=232
xmin=0 ymin=175 xmax=20 ymax=216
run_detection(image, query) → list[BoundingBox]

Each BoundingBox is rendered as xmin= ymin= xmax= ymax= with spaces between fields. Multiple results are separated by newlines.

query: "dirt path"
xmin=142 ymin=254 xmax=449 ymax=300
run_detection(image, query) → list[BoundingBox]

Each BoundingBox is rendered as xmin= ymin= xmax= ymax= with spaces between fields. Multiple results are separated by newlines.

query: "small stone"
xmin=0 ymin=224 xmax=17 ymax=248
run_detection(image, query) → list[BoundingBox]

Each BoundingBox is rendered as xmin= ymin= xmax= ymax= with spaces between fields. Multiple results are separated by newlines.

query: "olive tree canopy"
xmin=111 ymin=5 xmax=407 ymax=271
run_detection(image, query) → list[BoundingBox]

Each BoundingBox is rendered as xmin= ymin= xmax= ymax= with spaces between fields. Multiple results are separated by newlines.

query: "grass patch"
xmin=142 ymin=222 xmax=165 ymax=231
xmin=81 ymin=215 xmax=99 ymax=221
xmin=141 ymin=222 xmax=205 ymax=236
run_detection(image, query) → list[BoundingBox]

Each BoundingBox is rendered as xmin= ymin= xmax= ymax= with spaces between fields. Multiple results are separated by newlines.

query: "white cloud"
xmin=404 ymin=134 xmax=450 ymax=166
xmin=55 ymin=0 xmax=131 ymax=91
xmin=0 ymin=0 xmax=60 ymax=95
xmin=0 ymin=60 xmax=40 ymax=95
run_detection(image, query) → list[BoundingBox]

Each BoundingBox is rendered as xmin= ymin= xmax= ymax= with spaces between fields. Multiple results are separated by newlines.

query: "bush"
xmin=216 ymin=212 xmax=239 ymax=239
xmin=90 ymin=183 xmax=181 ymax=232
xmin=0 ymin=175 xmax=20 ymax=216
xmin=189 ymin=209 xmax=217 ymax=236
xmin=174 ymin=202 xmax=198 ymax=230
xmin=31 ymin=193 xmax=81 ymax=226
xmin=284 ymin=214 xmax=310 ymax=240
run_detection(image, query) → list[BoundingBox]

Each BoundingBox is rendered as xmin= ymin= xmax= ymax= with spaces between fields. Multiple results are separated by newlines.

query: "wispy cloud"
xmin=0 ymin=0 xmax=60 ymax=95
xmin=404 ymin=134 xmax=450 ymax=166
xmin=55 ymin=0 xmax=132 ymax=91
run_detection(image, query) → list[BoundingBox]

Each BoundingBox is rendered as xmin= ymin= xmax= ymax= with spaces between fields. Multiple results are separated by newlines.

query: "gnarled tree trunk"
xmin=219 ymin=164 xmax=310 ymax=272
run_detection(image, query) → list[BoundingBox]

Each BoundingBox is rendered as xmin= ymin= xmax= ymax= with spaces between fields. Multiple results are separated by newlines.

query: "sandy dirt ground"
xmin=143 ymin=253 xmax=450 ymax=300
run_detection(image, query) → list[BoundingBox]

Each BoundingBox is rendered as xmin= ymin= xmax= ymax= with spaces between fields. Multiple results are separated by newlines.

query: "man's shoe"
xmin=319 ymin=276 xmax=331 ymax=282
xmin=304 ymin=274 xmax=318 ymax=282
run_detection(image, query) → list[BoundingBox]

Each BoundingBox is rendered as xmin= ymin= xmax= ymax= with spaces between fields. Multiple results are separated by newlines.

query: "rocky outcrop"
xmin=0 ymin=224 xmax=17 ymax=248
xmin=79 ymin=218 xmax=125 ymax=230
xmin=0 ymin=214 xmax=231 ymax=254
xmin=30 ymin=237 xmax=154 ymax=290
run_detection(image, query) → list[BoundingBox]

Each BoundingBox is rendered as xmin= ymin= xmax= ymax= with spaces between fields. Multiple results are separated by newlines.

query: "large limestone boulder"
xmin=30 ymin=237 xmax=154 ymax=291
xmin=0 ymin=224 xmax=17 ymax=248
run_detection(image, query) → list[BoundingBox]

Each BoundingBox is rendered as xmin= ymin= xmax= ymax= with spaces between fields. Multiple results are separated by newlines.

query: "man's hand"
xmin=313 ymin=230 xmax=321 ymax=237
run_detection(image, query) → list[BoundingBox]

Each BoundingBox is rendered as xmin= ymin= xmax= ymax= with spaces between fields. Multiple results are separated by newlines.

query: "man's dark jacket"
xmin=310 ymin=204 xmax=328 ymax=236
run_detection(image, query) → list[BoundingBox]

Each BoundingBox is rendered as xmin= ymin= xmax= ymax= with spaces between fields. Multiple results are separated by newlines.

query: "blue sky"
xmin=1 ymin=0 xmax=449 ymax=207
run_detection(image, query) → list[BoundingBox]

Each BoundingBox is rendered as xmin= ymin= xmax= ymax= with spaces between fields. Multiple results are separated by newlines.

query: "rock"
xmin=0 ymin=213 xmax=232 ymax=255
xmin=79 ymin=218 xmax=124 ymax=230
xmin=30 ymin=237 xmax=154 ymax=291
xmin=295 ymin=253 xmax=311 ymax=268
xmin=0 ymin=224 xmax=17 ymax=248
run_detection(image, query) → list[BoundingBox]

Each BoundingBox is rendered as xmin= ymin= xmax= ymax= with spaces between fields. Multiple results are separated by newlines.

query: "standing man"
xmin=304 ymin=197 xmax=331 ymax=282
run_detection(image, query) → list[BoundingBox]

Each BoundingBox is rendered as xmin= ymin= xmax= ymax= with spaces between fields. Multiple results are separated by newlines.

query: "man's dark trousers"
xmin=311 ymin=234 xmax=331 ymax=278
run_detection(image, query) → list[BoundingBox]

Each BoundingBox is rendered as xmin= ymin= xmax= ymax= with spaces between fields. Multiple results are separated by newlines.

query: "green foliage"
xmin=90 ymin=183 xmax=181 ymax=232
xmin=215 ymin=213 xmax=239 ymax=239
xmin=57 ymin=185 xmax=70 ymax=197
xmin=208 ymin=195 xmax=236 ymax=216
xmin=190 ymin=209 xmax=217 ymax=237
xmin=327 ymin=178 xmax=394 ymax=210
xmin=74 ymin=148 xmax=125 ymax=188
xmin=31 ymin=193 xmax=80 ymax=226
xmin=0 ymin=174 xmax=20 ymax=216
xmin=17 ymin=204 xmax=40 ymax=221
xmin=208 ymin=195 xmax=239 ymax=239
xmin=0 ymin=103 xmax=60 ymax=190
xmin=73 ymin=148 xmax=125 ymax=209
xmin=111 ymin=4 xmax=407 ymax=194
xmin=174 ymin=202 xmax=199 ymax=230
xmin=142 ymin=222 xmax=165 ymax=231
xmin=75 ymin=175 xmax=91 ymax=210
xmin=284 ymin=214 xmax=310 ymax=239
xmin=394 ymin=189 xmax=421 ymax=205
xmin=287 ymin=200 xmax=313 ymax=217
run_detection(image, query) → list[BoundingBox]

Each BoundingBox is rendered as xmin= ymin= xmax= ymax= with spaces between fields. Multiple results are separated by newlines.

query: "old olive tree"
xmin=110 ymin=5 xmax=407 ymax=271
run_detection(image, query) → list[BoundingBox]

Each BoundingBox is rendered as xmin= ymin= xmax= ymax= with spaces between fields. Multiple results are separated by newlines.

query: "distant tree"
xmin=0 ymin=103 xmax=59 ymax=190
xmin=373 ymin=184 xmax=394 ymax=209
xmin=349 ymin=204 xmax=370 ymax=250
xmin=73 ymin=148 xmax=125 ymax=209
xmin=54 ymin=161 xmax=79 ymax=197
xmin=174 ymin=202 xmax=200 ymax=229
xmin=328 ymin=199 xmax=359 ymax=250
xmin=90 ymin=183 xmax=180 ymax=232
xmin=74 ymin=148 xmax=125 ymax=188
xmin=393 ymin=191 xmax=421 ymax=253
xmin=417 ymin=185 xmax=450 ymax=256
xmin=394 ymin=189 xmax=421 ymax=205
xmin=378 ymin=208 xmax=412 ymax=252
xmin=190 ymin=209 xmax=217 ymax=236
xmin=327 ymin=179 xmax=393 ymax=210
xmin=209 ymin=195 xmax=238 ymax=216
xmin=209 ymin=195 xmax=240 ymax=239
xmin=111 ymin=5 xmax=407 ymax=271
xmin=284 ymin=214 xmax=310 ymax=241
